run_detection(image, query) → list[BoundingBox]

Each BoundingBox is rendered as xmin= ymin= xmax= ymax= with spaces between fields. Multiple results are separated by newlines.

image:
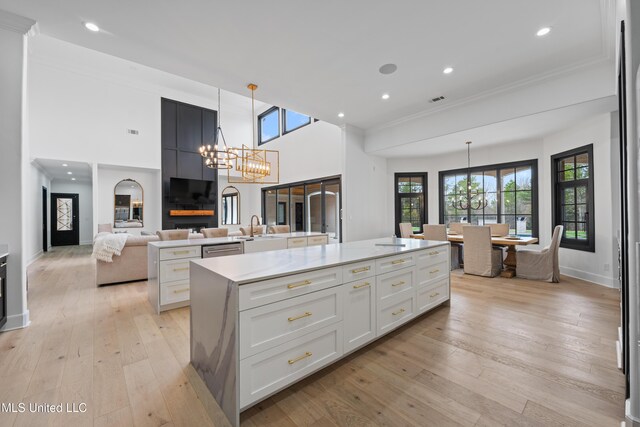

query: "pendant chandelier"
xmin=199 ymin=88 xmax=238 ymax=169
xmin=228 ymin=83 xmax=279 ymax=184
xmin=451 ymin=141 xmax=488 ymax=211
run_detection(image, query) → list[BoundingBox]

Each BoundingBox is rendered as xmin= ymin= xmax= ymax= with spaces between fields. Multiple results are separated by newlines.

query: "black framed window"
xmin=551 ymin=144 xmax=595 ymax=252
xmin=258 ymin=106 xmax=280 ymax=145
xmin=439 ymin=159 xmax=538 ymax=237
xmin=283 ymin=109 xmax=311 ymax=134
xmin=394 ymin=173 xmax=427 ymax=236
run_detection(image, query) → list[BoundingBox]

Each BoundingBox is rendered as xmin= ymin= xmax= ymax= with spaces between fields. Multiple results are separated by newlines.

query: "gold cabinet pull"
xmin=352 ymin=282 xmax=370 ymax=289
xmin=287 ymin=279 xmax=312 ymax=289
xmin=392 ymin=308 xmax=406 ymax=316
xmin=391 ymin=281 xmax=406 ymax=287
xmin=173 ymin=250 xmax=190 ymax=255
xmin=173 ymin=267 xmax=189 ymax=272
xmin=430 ymin=292 xmax=440 ymax=298
xmin=428 ymin=251 xmax=440 ymax=256
xmin=173 ymin=288 xmax=189 ymax=294
xmin=391 ymin=259 xmax=406 ymax=265
xmin=351 ymin=266 xmax=370 ymax=274
xmin=429 ymin=269 xmax=440 ymax=274
xmin=288 ymin=312 xmax=312 ymax=322
xmin=288 ymin=352 xmax=312 ymax=365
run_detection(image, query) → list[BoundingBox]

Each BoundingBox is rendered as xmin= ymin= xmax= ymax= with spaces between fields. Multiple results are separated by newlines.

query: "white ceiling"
xmin=0 ymin=0 xmax=614 ymax=130
xmin=34 ymin=158 xmax=92 ymax=183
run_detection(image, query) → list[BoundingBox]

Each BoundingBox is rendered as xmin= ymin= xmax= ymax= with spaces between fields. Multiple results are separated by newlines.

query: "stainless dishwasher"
xmin=201 ymin=242 xmax=243 ymax=258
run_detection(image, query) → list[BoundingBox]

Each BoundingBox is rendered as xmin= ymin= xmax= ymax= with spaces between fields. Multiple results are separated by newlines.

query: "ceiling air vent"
xmin=429 ymin=95 xmax=446 ymax=103
xmin=127 ymin=129 xmax=139 ymax=135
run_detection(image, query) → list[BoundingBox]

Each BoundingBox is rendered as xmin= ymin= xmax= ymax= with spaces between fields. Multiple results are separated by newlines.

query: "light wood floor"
xmin=0 ymin=245 xmax=625 ymax=426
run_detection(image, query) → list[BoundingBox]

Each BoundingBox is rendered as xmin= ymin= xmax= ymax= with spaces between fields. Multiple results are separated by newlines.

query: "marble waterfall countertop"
xmin=148 ymin=231 xmax=327 ymax=249
xmin=191 ymin=237 xmax=448 ymax=284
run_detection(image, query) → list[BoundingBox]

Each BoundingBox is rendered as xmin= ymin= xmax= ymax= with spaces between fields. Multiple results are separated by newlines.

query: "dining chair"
xmin=268 ymin=225 xmax=291 ymax=234
xmin=462 ymin=226 xmax=503 ymax=277
xmin=156 ymin=229 xmax=189 ymax=241
xmin=516 ymin=225 xmax=563 ymax=282
xmin=240 ymin=225 xmax=264 ymax=236
xmin=423 ymin=224 xmax=460 ymax=270
xmin=399 ymin=223 xmax=413 ymax=238
xmin=489 ymin=223 xmax=510 ymax=237
xmin=201 ymin=227 xmax=229 ymax=238
xmin=449 ymin=222 xmax=465 ymax=234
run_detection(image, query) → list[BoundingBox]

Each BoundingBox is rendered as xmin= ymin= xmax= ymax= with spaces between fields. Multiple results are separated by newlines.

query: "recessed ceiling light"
xmin=67 ymin=171 xmax=73 ymax=175
xmin=536 ymin=27 xmax=551 ymax=37
xmin=62 ymin=163 xmax=68 ymax=167
xmin=379 ymin=64 xmax=398 ymax=75
xmin=381 ymin=93 xmax=390 ymax=100
xmin=71 ymin=178 xmax=76 ymax=181
xmin=84 ymin=22 xmax=100 ymax=32
xmin=443 ymin=67 xmax=454 ymax=74
xmin=338 ymin=112 xmax=345 ymax=118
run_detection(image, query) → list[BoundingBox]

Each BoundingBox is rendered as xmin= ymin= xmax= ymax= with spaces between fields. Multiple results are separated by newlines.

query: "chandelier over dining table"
xmin=451 ymin=141 xmax=488 ymax=211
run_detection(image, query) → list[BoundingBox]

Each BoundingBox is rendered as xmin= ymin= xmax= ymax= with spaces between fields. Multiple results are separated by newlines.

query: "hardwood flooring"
xmin=0 ymin=245 xmax=625 ymax=426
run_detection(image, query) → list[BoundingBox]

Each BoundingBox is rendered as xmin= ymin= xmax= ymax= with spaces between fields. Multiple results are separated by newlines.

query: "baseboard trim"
xmin=80 ymin=240 xmax=92 ymax=246
xmin=0 ymin=310 xmax=30 ymax=332
xmin=27 ymin=250 xmax=43 ymax=266
xmin=559 ymin=266 xmax=615 ymax=287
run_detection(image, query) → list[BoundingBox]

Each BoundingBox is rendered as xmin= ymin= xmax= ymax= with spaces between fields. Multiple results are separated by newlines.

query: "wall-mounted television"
xmin=169 ymin=178 xmax=216 ymax=204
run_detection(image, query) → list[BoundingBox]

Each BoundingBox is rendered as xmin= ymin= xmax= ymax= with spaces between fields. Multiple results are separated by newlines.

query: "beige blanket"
xmin=93 ymin=232 xmax=128 ymax=262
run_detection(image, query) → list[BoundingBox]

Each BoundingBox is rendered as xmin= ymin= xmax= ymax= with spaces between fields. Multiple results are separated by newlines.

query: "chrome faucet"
xmin=250 ymin=215 xmax=260 ymax=238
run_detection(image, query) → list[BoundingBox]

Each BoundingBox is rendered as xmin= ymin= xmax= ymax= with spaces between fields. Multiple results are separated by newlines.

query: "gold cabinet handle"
xmin=391 ymin=281 xmax=405 ymax=287
xmin=288 ymin=352 xmax=312 ymax=365
xmin=430 ymin=292 xmax=440 ymax=298
xmin=173 ymin=250 xmax=190 ymax=255
xmin=173 ymin=288 xmax=189 ymax=294
xmin=391 ymin=259 xmax=407 ymax=265
xmin=429 ymin=269 xmax=440 ymax=274
xmin=287 ymin=279 xmax=312 ymax=289
xmin=352 ymin=282 xmax=370 ymax=289
xmin=392 ymin=308 xmax=406 ymax=316
xmin=428 ymin=251 xmax=440 ymax=256
xmin=173 ymin=267 xmax=189 ymax=272
xmin=288 ymin=312 xmax=312 ymax=322
xmin=351 ymin=266 xmax=370 ymax=274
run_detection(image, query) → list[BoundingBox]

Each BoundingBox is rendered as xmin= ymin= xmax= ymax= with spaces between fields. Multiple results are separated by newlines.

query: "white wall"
xmin=26 ymin=164 xmax=50 ymax=263
xmin=386 ymin=113 xmax=618 ymax=287
xmin=96 ymin=165 xmax=161 ymax=235
xmin=51 ymin=180 xmax=93 ymax=245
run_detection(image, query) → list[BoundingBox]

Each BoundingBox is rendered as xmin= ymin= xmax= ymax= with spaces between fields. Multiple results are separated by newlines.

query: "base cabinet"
xmin=343 ymin=279 xmax=376 ymax=353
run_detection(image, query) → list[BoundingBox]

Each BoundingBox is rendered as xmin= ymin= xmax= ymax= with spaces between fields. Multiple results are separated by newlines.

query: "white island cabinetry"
xmin=189 ymin=237 xmax=450 ymax=427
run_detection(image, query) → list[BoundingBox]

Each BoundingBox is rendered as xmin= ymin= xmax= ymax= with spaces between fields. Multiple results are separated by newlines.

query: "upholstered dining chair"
xmin=423 ymin=224 xmax=460 ymax=270
xmin=462 ymin=226 xmax=503 ymax=277
xmin=240 ymin=225 xmax=264 ymax=236
xmin=201 ymin=227 xmax=229 ymax=238
xmin=399 ymin=223 xmax=413 ymax=238
xmin=156 ymin=229 xmax=189 ymax=241
xmin=268 ymin=225 xmax=291 ymax=234
xmin=516 ymin=225 xmax=564 ymax=283
xmin=489 ymin=223 xmax=510 ymax=237
xmin=449 ymin=222 xmax=465 ymax=234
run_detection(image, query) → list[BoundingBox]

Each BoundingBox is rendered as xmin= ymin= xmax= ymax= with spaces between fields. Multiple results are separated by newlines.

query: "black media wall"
xmin=161 ymin=98 xmax=218 ymax=230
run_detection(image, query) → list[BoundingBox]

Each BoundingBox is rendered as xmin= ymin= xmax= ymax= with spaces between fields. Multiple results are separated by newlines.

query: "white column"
xmin=0 ymin=10 xmax=36 ymax=331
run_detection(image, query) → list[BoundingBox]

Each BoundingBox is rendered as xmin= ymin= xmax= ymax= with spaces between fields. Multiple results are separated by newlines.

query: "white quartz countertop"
xmin=191 ymin=237 xmax=448 ymax=284
xmin=148 ymin=232 xmax=326 ymax=249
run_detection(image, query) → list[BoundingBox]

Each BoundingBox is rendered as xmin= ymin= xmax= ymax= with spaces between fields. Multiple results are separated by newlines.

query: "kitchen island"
xmin=189 ymin=237 xmax=450 ymax=426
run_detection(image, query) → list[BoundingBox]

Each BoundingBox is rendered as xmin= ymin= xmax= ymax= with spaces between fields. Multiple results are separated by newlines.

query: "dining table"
xmin=409 ymin=233 xmax=539 ymax=278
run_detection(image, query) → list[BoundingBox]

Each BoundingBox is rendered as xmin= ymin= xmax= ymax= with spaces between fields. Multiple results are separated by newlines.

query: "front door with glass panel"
xmin=51 ymin=193 xmax=80 ymax=246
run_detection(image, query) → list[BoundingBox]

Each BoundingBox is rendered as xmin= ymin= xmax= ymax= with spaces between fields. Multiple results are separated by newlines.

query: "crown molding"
xmin=0 ymin=9 xmax=36 ymax=34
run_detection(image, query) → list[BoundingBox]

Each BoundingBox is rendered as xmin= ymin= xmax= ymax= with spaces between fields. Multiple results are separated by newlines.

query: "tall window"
xmin=283 ymin=109 xmax=311 ymax=134
xmin=395 ymin=173 xmax=427 ymax=236
xmin=439 ymin=159 xmax=538 ymax=237
xmin=551 ymin=145 xmax=595 ymax=252
xmin=221 ymin=192 xmax=238 ymax=225
xmin=258 ymin=106 xmax=280 ymax=145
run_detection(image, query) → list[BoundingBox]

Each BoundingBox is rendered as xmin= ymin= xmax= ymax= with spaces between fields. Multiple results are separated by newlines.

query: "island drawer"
xmin=415 ymin=261 xmax=448 ymax=288
xmin=287 ymin=237 xmax=307 ymax=248
xmin=240 ymin=324 xmax=343 ymax=409
xmin=376 ymin=267 xmax=414 ymax=303
xmin=416 ymin=279 xmax=449 ymax=314
xmin=307 ymin=235 xmax=329 ymax=246
xmin=377 ymin=295 xmax=415 ymax=335
xmin=160 ymin=246 xmax=201 ymax=261
xmin=376 ymin=253 xmax=415 ymax=275
xmin=160 ymin=258 xmax=198 ymax=283
xmin=239 ymin=286 xmax=343 ymax=358
xmin=415 ymin=246 xmax=448 ymax=268
xmin=342 ymin=260 xmax=376 ymax=282
xmin=160 ymin=280 xmax=190 ymax=305
xmin=239 ymin=267 xmax=343 ymax=311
